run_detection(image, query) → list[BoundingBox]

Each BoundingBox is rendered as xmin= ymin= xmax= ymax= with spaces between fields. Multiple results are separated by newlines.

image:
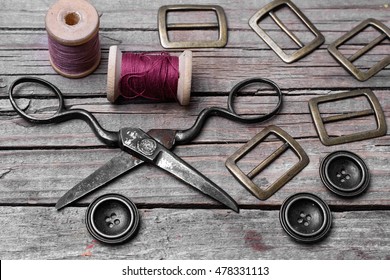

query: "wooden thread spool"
xmin=45 ymin=0 xmax=101 ymax=78
xmin=107 ymin=46 xmax=192 ymax=105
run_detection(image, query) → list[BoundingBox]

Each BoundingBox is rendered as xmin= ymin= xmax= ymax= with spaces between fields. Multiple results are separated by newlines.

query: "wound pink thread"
xmin=48 ymin=32 xmax=101 ymax=76
xmin=119 ymin=52 xmax=179 ymax=102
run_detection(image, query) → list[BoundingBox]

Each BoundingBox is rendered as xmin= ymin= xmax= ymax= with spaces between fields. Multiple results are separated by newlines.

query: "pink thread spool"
xmin=107 ymin=46 xmax=192 ymax=105
xmin=45 ymin=0 xmax=101 ymax=78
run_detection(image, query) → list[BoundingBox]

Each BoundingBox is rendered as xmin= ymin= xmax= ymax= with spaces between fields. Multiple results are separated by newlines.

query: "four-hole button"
xmin=320 ymin=150 xmax=370 ymax=197
xmin=86 ymin=194 xmax=140 ymax=244
xmin=280 ymin=193 xmax=332 ymax=243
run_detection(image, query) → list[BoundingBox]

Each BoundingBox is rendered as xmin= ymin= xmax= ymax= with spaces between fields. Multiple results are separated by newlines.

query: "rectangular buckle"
xmin=249 ymin=0 xmax=324 ymax=63
xmin=328 ymin=19 xmax=390 ymax=81
xmin=225 ymin=125 xmax=309 ymax=200
xmin=309 ymin=89 xmax=387 ymax=146
xmin=158 ymin=5 xmax=228 ymax=48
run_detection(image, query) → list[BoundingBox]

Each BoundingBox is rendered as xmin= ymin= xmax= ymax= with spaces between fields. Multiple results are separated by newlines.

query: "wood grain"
xmin=0 ymin=0 xmax=389 ymax=259
xmin=0 ymin=207 xmax=388 ymax=259
xmin=0 ymin=138 xmax=389 ymax=207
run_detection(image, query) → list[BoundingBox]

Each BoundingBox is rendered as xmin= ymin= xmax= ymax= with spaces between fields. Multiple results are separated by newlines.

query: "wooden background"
xmin=0 ymin=0 xmax=389 ymax=259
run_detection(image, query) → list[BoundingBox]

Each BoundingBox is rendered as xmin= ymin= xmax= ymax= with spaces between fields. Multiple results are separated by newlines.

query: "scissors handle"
xmin=8 ymin=77 xmax=119 ymax=147
xmin=175 ymin=77 xmax=283 ymax=144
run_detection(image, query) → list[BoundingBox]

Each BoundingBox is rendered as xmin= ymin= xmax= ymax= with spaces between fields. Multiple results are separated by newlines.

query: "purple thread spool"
xmin=107 ymin=46 xmax=192 ymax=106
xmin=45 ymin=0 xmax=101 ymax=78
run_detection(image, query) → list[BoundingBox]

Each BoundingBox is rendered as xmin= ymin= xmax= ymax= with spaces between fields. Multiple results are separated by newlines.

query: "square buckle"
xmin=225 ymin=125 xmax=309 ymax=200
xmin=328 ymin=19 xmax=390 ymax=81
xmin=248 ymin=0 xmax=324 ymax=63
xmin=158 ymin=5 xmax=228 ymax=48
xmin=309 ymin=89 xmax=387 ymax=146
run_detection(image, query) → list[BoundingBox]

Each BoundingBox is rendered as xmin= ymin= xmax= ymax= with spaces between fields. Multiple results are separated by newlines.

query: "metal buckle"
xmin=328 ymin=19 xmax=390 ymax=81
xmin=309 ymin=89 xmax=387 ymax=146
xmin=158 ymin=5 xmax=228 ymax=48
xmin=248 ymin=0 xmax=324 ymax=63
xmin=225 ymin=125 xmax=309 ymax=200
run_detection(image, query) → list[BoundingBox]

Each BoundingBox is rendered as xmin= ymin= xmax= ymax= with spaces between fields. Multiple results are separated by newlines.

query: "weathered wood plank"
xmin=0 ymin=207 xmax=389 ymax=259
xmin=0 ymin=0 xmax=388 ymax=30
xmin=3 ymin=91 xmax=388 ymax=113
xmin=0 ymin=92 xmax=388 ymax=147
xmin=0 ymin=138 xmax=389 ymax=207
xmin=0 ymin=112 xmax=387 ymax=148
xmin=1 ymin=28 xmax=389 ymax=51
xmin=0 ymin=48 xmax=388 ymax=95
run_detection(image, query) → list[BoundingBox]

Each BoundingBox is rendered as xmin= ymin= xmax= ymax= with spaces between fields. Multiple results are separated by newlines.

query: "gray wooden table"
xmin=0 ymin=0 xmax=389 ymax=259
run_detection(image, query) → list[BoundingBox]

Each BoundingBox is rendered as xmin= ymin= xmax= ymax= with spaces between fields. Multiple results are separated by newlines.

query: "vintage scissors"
xmin=9 ymin=77 xmax=282 ymax=212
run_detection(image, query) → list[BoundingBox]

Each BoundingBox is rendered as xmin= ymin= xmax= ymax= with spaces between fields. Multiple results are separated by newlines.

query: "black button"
xmin=280 ymin=193 xmax=332 ymax=243
xmin=320 ymin=150 xmax=370 ymax=197
xmin=86 ymin=194 xmax=140 ymax=244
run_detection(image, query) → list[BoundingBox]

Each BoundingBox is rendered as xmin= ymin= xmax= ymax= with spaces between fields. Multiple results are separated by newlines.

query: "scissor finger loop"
xmin=228 ymin=77 xmax=283 ymax=123
xmin=9 ymin=77 xmax=119 ymax=146
xmin=174 ymin=77 xmax=283 ymax=144
xmin=8 ymin=77 xmax=65 ymax=123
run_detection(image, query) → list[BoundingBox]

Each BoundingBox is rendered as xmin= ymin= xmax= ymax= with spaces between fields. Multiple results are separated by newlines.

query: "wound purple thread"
xmin=119 ymin=52 xmax=179 ymax=102
xmin=48 ymin=32 xmax=101 ymax=76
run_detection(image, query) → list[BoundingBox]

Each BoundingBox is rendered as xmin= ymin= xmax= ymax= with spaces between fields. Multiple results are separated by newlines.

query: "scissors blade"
xmin=55 ymin=151 xmax=143 ymax=210
xmin=55 ymin=130 xmax=175 ymax=210
xmin=120 ymin=128 xmax=239 ymax=212
xmin=155 ymin=150 xmax=239 ymax=212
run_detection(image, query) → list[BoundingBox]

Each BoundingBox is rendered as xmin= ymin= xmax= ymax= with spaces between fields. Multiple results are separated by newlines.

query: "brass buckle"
xmin=328 ymin=19 xmax=390 ymax=81
xmin=248 ymin=0 xmax=324 ymax=63
xmin=225 ymin=125 xmax=309 ymax=200
xmin=158 ymin=5 xmax=228 ymax=48
xmin=309 ymin=89 xmax=387 ymax=146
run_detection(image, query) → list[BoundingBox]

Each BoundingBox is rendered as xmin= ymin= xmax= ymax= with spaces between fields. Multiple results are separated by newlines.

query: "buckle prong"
xmin=167 ymin=23 xmax=220 ymax=30
xmin=322 ymin=109 xmax=374 ymax=124
xmin=268 ymin=11 xmax=305 ymax=48
xmin=247 ymin=142 xmax=289 ymax=179
xmin=348 ymin=33 xmax=387 ymax=63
